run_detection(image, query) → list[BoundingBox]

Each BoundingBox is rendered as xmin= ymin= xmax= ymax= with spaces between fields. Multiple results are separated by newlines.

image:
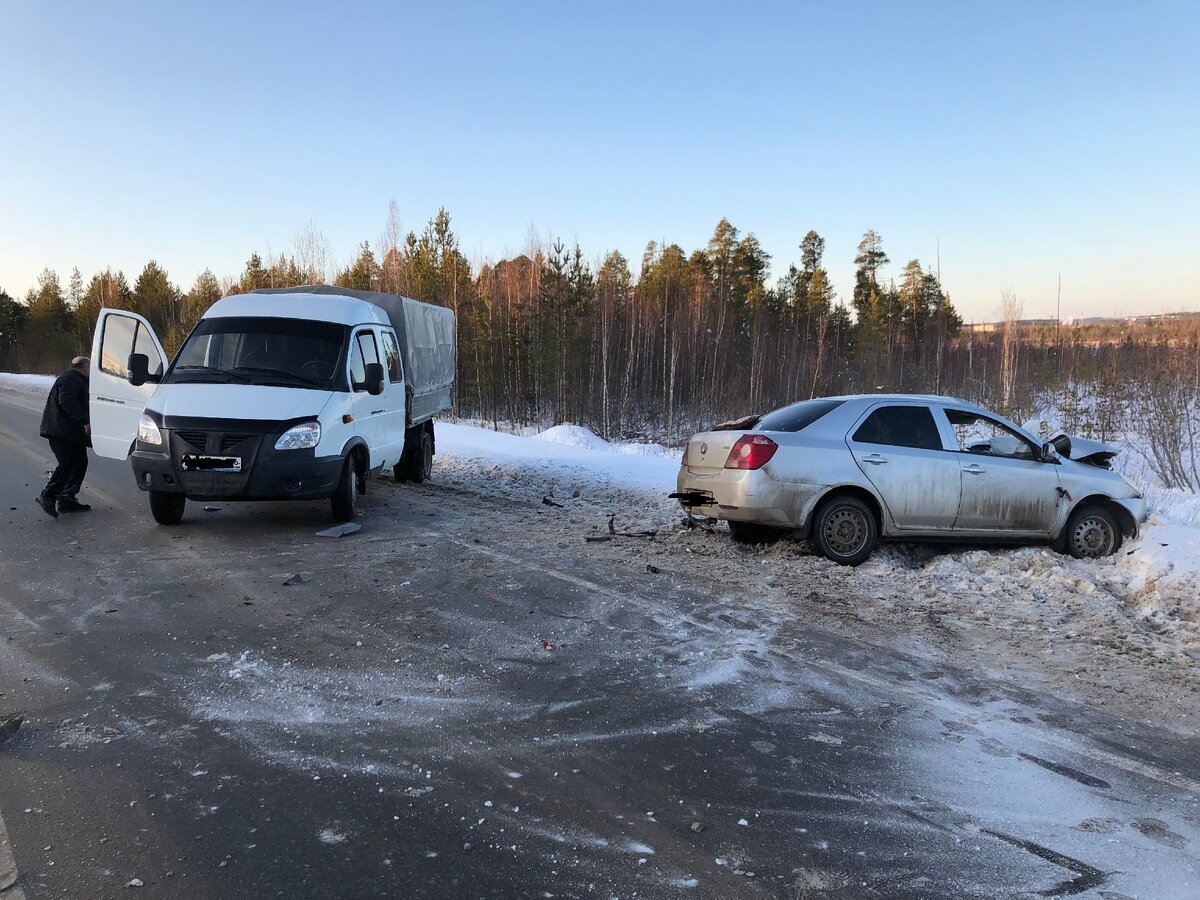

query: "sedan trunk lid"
xmin=685 ymin=431 xmax=739 ymax=475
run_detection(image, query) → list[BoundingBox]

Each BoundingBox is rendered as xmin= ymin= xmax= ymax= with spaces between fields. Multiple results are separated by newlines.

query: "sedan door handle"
xmin=963 ymin=464 xmax=987 ymax=475
xmin=860 ymin=453 xmax=888 ymax=465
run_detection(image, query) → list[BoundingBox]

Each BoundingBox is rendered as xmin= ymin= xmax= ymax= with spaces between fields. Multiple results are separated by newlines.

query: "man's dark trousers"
xmin=43 ymin=437 xmax=88 ymax=502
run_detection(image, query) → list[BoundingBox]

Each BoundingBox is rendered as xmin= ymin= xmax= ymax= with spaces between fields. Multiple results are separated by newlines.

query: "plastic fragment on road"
xmin=542 ymin=640 xmax=554 ymax=652
xmin=315 ymin=523 xmax=362 ymax=538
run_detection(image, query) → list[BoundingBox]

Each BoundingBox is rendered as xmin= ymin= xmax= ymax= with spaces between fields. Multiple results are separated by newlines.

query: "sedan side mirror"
xmin=128 ymin=352 xmax=151 ymax=387
xmin=1041 ymin=441 xmax=1060 ymax=463
xmin=364 ymin=362 xmax=386 ymax=396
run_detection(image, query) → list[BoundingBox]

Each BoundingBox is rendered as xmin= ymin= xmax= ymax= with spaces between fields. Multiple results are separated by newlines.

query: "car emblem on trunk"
xmin=700 ymin=442 xmax=708 ymax=454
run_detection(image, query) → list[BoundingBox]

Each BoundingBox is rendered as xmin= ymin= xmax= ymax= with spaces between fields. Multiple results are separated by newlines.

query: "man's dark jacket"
xmin=40 ymin=369 xmax=91 ymax=445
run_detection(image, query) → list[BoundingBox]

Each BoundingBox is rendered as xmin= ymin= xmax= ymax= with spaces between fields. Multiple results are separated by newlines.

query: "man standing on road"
xmin=37 ymin=356 xmax=93 ymax=518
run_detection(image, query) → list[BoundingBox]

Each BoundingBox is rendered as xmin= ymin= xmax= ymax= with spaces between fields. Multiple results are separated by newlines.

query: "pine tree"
xmin=335 ymin=242 xmax=383 ymax=291
xmin=240 ymin=253 xmax=267 ymax=293
xmin=132 ymin=260 xmax=182 ymax=345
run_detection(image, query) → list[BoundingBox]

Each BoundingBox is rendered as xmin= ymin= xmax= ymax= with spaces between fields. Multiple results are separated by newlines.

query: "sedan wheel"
xmin=813 ymin=495 xmax=878 ymax=566
xmin=1065 ymin=505 xmax=1121 ymax=559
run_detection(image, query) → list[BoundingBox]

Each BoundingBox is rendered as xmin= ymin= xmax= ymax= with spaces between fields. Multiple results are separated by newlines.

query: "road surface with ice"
xmin=1 ymin=381 xmax=1198 ymax=898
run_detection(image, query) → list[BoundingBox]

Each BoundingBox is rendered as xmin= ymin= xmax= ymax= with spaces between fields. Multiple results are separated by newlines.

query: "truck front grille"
xmin=176 ymin=430 xmax=207 ymax=450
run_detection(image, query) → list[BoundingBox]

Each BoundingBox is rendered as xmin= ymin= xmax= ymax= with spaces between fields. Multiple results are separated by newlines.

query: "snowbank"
xmin=0 ymin=372 xmax=54 ymax=404
xmin=433 ymin=423 xmax=680 ymax=532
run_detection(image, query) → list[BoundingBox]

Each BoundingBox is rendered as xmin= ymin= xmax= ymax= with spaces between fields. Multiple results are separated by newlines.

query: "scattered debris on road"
xmin=315 ymin=522 xmax=362 ymax=538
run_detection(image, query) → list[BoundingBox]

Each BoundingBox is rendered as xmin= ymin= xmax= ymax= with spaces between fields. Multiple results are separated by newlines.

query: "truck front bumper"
xmin=131 ymin=445 xmax=344 ymax=502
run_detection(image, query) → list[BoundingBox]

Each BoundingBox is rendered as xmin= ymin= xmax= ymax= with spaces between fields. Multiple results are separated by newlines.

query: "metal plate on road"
xmin=181 ymin=454 xmax=241 ymax=472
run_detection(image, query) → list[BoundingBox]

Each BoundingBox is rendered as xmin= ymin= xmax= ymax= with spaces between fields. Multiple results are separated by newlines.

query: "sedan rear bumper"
xmin=675 ymin=466 xmax=823 ymax=533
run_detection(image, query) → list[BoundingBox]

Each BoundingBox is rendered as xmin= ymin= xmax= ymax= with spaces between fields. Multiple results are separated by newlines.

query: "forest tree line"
xmin=2 ymin=207 xmax=1198 ymax=487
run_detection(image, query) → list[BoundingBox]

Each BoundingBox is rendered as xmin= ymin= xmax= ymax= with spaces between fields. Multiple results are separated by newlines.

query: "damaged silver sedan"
xmin=673 ymin=395 xmax=1147 ymax=566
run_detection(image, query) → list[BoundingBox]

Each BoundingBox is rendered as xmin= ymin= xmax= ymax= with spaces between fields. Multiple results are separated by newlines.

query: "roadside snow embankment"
xmin=0 ymin=372 xmax=54 ymax=405
xmin=434 ymin=422 xmax=681 ymax=532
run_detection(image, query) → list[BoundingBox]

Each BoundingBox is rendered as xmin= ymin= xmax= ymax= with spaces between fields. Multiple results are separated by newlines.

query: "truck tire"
xmin=149 ymin=490 xmax=186 ymax=525
xmin=330 ymin=457 xmax=358 ymax=522
xmin=395 ymin=429 xmax=433 ymax=484
xmin=812 ymin=494 xmax=877 ymax=566
xmin=410 ymin=431 xmax=433 ymax=484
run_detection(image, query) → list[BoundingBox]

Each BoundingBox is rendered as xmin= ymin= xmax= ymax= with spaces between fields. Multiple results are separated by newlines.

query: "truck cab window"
xmin=100 ymin=314 xmax=138 ymax=377
xmin=381 ymin=331 xmax=402 ymax=382
xmin=134 ymin=325 xmax=165 ymax=376
xmin=351 ymin=331 xmax=379 ymax=391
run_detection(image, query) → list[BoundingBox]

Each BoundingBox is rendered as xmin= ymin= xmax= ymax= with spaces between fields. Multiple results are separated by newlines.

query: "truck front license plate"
xmin=182 ymin=454 xmax=242 ymax=473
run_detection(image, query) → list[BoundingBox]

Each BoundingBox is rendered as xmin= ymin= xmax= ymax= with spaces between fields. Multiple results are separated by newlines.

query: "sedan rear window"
xmin=755 ymin=399 xmax=844 ymax=433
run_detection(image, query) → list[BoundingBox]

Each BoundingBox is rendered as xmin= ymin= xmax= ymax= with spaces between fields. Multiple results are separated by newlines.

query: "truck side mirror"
xmin=364 ymin=362 xmax=385 ymax=396
xmin=128 ymin=352 xmax=151 ymax=387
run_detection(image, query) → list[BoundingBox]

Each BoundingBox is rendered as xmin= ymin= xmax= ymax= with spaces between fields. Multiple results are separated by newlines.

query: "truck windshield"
xmin=166 ymin=317 xmax=346 ymax=389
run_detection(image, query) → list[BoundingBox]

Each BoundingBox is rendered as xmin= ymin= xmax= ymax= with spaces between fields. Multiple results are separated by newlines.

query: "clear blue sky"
xmin=2 ymin=1 xmax=1197 ymax=321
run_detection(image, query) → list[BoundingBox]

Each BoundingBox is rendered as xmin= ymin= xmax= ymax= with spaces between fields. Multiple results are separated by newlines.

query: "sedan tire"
xmin=1063 ymin=504 xmax=1122 ymax=559
xmin=813 ymin=494 xmax=878 ymax=566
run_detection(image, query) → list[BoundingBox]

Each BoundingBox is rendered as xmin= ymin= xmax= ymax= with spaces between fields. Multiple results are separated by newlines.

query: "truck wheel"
xmin=149 ymin=490 xmax=185 ymax=525
xmin=812 ymin=494 xmax=877 ymax=566
xmin=410 ymin=431 xmax=433 ymax=484
xmin=1063 ymin=504 xmax=1122 ymax=559
xmin=330 ymin=457 xmax=358 ymax=522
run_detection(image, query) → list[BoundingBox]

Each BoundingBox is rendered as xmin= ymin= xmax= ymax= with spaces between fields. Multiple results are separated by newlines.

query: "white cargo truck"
xmin=88 ymin=285 xmax=456 ymax=524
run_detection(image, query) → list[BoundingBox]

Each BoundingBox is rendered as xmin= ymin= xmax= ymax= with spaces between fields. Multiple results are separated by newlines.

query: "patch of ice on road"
xmin=317 ymin=829 xmax=347 ymax=845
xmin=204 ymin=653 xmax=230 ymax=663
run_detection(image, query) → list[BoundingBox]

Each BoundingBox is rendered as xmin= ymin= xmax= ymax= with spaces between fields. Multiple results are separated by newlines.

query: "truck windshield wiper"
xmin=232 ymin=366 xmax=323 ymax=388
xmin=170 ymin=365 xmax=251 ymax=383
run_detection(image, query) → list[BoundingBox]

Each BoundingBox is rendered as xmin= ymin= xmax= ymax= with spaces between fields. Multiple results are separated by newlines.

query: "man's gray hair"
xmin=70 ymin=356 xmax=90 ymax=371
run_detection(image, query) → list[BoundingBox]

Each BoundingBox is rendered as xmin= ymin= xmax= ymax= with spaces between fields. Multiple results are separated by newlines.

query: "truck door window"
xmin=351 ymin=331 xmax=379 ymax=391
xmin=380 ymin=331 xmax=402 ymax=383
xmin=133 ymin=324 xmax=164 ymax=376
xmin=99 ymin=314 xmax=138 ymax=377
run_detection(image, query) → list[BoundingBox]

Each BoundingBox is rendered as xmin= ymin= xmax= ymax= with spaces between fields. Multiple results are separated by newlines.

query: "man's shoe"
xmin=58 ymin=498 xmax=91 ymax=513
xmin=35 ymin=495 xmax=59 ymax=518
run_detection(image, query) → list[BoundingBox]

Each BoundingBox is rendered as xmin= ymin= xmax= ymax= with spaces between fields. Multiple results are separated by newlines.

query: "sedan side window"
xmin=853 ymin=406 xmax=943 ymax=451
xmin=946 ymin=410 xmax=1037 ymax=460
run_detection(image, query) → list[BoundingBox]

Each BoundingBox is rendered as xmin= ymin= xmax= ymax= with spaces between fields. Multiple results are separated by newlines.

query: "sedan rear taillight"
xmin=724 ymin=434 xmax=778 ymax=470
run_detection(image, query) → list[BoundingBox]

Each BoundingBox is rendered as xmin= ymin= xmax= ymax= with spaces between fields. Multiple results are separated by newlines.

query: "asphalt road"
xmin=1 ymin=390 xmax=1198 ymax=899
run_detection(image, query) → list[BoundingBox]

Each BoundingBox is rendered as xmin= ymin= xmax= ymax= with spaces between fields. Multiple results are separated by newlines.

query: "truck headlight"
xmin=137 ymin=413 xmax=163 ymax=446
xmin=275 ymin=421 xmax=321 ymax=451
